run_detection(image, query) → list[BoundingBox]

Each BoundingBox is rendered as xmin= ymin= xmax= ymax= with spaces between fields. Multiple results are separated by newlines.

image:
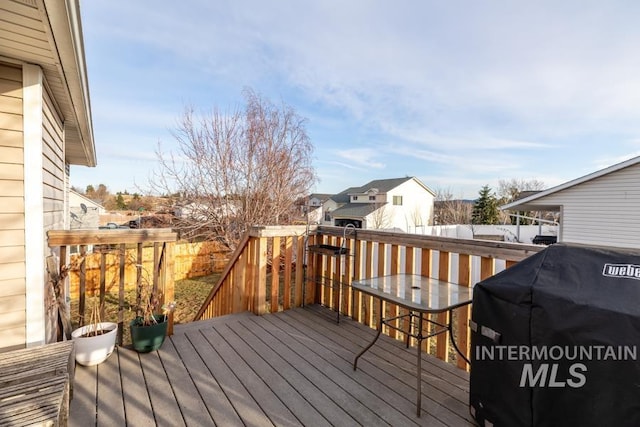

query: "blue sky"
xmin=74 ymin=0 xmax=640 ymax=199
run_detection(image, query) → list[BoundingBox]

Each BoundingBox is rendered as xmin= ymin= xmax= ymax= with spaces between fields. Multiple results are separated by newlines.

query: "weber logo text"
xmin=602 ymin=263 xmax=640 ymax=280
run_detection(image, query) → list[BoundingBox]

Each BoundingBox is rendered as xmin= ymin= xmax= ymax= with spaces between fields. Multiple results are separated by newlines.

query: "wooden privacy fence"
xmin=195 ymin=225 xmax=543 ymax=368
xmin=65 ymin=240 xmax=229 ymax=299
xmin=47 ymin=229 xmax=178 ymax=345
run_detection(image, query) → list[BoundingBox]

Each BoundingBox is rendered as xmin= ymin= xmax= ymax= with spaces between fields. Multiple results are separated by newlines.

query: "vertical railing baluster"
xmin=118 ymin=244 xmax=125 ymax=346
xmin=420 ymin=248 xmax=432 ymax=354
xmin=377 ymin=241 xmax=386 ymax=336
xmin=79 ymin=245 xmax=87 ymax=326
xmin=389 ymin=244 xmax=400 ymax=340
xmin=270 ymin=237 xmax=280 ymax=313
xmin=457 ymin=254 xmax=472 ymax=370
xmin=99 ymin=251 xmax=106 ymax=320
xmin=136 ymin=243 xmax=142 ymax=316
xmin=160 ymin=241 xmax=175 ymax=336
xmin=436 ymin=251 xmax=450 ymax=361
xmin=294 ymin=235 xmax=304 ymax=307
xmin=283 ymin=237 xmax=292 ymax=311
xmin=153 ymin=242 xmax=160 ymax=294
xmin=363 ymin=241 xmax=374 ymax=328
xmin=343 ymin=237 xmax=352 ymax=318
xmin=403 ymin=246 xmax=415 ymax=345
xmin=351 ymin=238 xmax=362 ymax=322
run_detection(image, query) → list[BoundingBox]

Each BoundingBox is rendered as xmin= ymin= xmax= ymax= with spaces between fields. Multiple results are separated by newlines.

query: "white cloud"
xmin=335 ymin=148 xmax=385 ymax=169
xmin=81 ymin=1 xmax=640 ymax=199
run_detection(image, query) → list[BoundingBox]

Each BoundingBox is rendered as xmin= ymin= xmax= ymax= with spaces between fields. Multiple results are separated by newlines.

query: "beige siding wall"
xmin=0 ymin=62 xmax=26 ymax=350
xmin=532 ymin=164 xmax=640 ymax=249
xmin=42 ymin=83 xmax=65 ymax=343
xmin=42 ymin=85 xmax=65 ymax=231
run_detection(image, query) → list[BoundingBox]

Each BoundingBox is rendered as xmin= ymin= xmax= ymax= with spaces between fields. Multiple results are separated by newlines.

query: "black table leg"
xmin=416 ymin=311 xmax=423 ymax=417
xmin=447 ymin=308 xmax=470 ymax=365
xmin=353 ymin=298 xmax=383 ymax=370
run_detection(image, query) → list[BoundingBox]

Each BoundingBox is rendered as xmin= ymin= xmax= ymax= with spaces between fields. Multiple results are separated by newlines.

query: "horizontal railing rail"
xmin=47 ymin=229 xmax=178 ymax=345
xmin=195 ymin=224 xmax=543 ymax=368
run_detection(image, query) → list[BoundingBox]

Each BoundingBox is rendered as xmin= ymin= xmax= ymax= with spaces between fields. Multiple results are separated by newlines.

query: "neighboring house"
xmin=0 ymin=0 xmax=96 ymax=351
xmin=69 ymin=190 xmax=104 ymax=229
xmin=501 ymin=156 xmax=640 ymax=249
xmin=321 ymin=177 xmax=435 ymax=232
xmin=174 ymin=200 xmax=239 ymax=221
xmin=306 ymin=193 xmax=332 ymax=224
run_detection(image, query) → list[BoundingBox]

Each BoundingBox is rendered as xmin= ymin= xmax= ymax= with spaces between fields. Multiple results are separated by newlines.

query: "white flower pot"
xmin=71 ymin=322 xmax=118 ymax=366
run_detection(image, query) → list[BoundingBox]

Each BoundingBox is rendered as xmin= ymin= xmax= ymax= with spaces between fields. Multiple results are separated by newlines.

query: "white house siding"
xmin=381 ymin=179 xmax=434 ymax=232
xmin=0 ymin=62 xmax=26 ymax=351
xmin=321 ymin=199 xmax=339 ymax=225
xmin=526 ymin=163 xmax=640 ymax=249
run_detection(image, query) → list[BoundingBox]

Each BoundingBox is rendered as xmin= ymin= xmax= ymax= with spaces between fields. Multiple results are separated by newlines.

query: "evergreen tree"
xmin=116 ymin=193 xmax=126 ymax=209
xmin=472 ymin=185 xmax=499 ymax=224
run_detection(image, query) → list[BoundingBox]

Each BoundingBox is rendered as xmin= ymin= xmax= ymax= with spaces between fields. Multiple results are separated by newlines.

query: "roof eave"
xmin=43 ymin=0 xmax=96 ymax=167
xmin=501 ymin=156 xmax=640 ymax=211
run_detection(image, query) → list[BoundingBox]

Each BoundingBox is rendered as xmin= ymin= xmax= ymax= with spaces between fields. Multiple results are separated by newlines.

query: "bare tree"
xmin=367 ymin=202 xmax=393 ymax=230
xmin=497 ymin=178 xmax=546 ymax=224
xmin=433 ymin=188 xmax=472 ymax=225
xmin=407 ymin=204 xmax=426 ymax=233
xmin=153 ymin=88 xmax=317 ymax=250
xmin=497 ymin=178 xmax=545 ymax=203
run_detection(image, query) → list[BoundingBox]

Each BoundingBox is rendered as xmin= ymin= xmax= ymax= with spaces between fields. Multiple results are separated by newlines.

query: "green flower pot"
xmin=130 ymin=315 xmax=168 ymax=352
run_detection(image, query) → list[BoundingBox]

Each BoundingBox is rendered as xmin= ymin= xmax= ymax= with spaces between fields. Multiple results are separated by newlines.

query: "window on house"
xmin=393 ymin=195 xmax=403 ymax=206
xmin=369 ymin=196 xmax=376 ymax=201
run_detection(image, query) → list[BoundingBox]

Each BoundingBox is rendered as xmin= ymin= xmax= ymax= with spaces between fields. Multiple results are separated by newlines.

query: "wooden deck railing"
xmin=195 ymin=225 xmax=544 ymax=368
xmin=194 ymin=226 xmax=309 ymax=320
xmin=47 ymin=229 xmax=178 ymax=345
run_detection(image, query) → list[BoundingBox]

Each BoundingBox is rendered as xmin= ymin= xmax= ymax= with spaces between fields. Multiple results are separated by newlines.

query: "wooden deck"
xmin=69 ymin=305 xmax=473 ymax=426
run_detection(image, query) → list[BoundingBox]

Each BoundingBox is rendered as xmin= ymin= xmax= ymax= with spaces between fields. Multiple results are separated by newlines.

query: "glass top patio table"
xmin=351 ymin=274 xmax=473 ymax=417
xmin=351 ymin=274 xmax=473 ymax=313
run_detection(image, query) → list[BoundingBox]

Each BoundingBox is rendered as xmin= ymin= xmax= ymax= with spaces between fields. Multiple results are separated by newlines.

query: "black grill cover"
xmin=469 ymin=244 xmax=640 ymax=427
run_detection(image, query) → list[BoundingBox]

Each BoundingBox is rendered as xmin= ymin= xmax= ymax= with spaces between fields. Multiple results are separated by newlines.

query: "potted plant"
xmin=71 ymin=298 xmax=117 ymax=366
xmin=129 ymin=264 xmax=175 ymax=353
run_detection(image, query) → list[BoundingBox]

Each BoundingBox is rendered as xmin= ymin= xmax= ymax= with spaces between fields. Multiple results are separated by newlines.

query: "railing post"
xmin=294 ymin=235 xmax=305 ymax=307
xmin=161 ymin=242 xmax=175 ymax=336
xmin=253 ymin=237 xmax=268 ymax=315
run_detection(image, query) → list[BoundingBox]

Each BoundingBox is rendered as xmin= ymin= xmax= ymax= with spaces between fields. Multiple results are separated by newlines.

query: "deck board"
xmin=69 ymin=362 xmax=96 ymax=427
xmin=70 ymin=305 xmax=473 ymax=426
xmin=117 ymin=347 xmax=155 ymax=426
xmin=97 ymin=349 xmax=125 ymax=427
xmin=169 ymin=333 xmax=241 ymax=426
xmin=230 ymin=318 xmax=361 ymax=427
xmin=286 ymin=308 xmax=472 ymax=425
xmin=261 ymin=312 xmax=423 ymax=427
xmin=159 ymin=338 xmax=213 ymax=426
